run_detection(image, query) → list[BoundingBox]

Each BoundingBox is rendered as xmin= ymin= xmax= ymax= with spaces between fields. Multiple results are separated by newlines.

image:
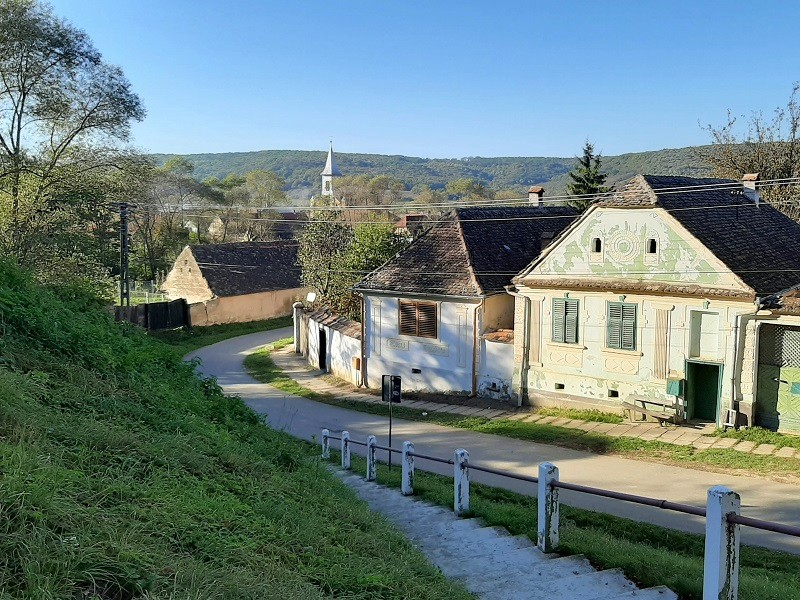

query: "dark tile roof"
xmin=306 ymin=307 xmax=362 ymax=339
xmin=603 ymin=175 xmax=800 ymax=296
xmin=355 ymin=206 xmax=578 ymax=297
xmin=189 ymin=241 xmax=301 ymax=297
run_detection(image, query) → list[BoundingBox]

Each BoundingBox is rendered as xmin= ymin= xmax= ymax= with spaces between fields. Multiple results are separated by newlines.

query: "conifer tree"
xmin=567 ymin=142 xmax=611 ymax=211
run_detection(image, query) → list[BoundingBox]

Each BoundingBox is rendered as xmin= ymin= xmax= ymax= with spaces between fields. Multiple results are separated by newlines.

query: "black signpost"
xmin=381 ymin=375 xmax=401 ymax=468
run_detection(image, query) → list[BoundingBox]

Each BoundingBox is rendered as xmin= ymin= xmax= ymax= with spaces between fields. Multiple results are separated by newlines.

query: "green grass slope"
xmin=0 ymin=264 xmax=469 ymax=600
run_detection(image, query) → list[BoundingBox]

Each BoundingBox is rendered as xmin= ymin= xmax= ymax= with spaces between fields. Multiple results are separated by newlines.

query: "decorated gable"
xmin=519 ymin=207 xmax=750 ymax=295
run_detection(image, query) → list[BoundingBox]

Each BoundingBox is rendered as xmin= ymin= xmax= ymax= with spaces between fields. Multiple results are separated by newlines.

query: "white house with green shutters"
xmin=508 ymin=174 xmax=800 ymax=431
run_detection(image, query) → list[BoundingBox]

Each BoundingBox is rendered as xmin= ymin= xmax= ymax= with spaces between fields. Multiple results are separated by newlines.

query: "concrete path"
xmin=336 ymin=469 xmax=676 ymax=600
xmin=189 ymin=330 xmax=800 ymax=554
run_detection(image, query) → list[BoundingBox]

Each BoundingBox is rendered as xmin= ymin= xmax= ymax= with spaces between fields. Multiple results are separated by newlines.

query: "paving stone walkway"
xmin=335 ymin=469 xmax=677 ymax=600
xmin=271 ymin=347 xmax=798 ymax=459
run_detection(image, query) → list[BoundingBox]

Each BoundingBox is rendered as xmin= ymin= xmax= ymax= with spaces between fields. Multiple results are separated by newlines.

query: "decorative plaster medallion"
xmin=422 ymin=343 xmax=449 ymax=356
xmin=607 ymin=230 xmax=640 ymax=263
xmin=385 ymin=338 xmax=409 ymax=351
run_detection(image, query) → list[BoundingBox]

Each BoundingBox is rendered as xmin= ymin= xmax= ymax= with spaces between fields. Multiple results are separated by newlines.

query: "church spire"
xmin=321 ymin=141 xmax=341 ymax=196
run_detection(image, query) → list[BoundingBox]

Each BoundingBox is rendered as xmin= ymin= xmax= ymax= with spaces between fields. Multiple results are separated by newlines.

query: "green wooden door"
xmin=756 ymin=324 xmax=800 ymax=433
xmin=756 ymin=364 xmax=800 ymax=432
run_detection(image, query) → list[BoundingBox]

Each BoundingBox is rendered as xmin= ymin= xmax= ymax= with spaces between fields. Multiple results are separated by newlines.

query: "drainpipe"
xmin=506 ymin=285 xmax=529 ymax=407
xmin=359 ymin=294 xmax=367 ymax=388
xmin=471 ymin=301 xmax=480 ymax=396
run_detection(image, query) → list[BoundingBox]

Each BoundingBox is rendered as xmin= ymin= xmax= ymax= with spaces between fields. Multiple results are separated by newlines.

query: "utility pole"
xmin=111 ymin=202 xmax=133 ymax=307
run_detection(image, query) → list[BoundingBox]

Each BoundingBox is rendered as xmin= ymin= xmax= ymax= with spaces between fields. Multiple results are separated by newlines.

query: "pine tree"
xmin=567 ymin=142 xmax=611 ymax=211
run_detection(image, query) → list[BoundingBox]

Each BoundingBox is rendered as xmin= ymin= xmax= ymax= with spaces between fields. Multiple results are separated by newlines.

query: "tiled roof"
xmin=189 ymin=241 xmax=301 ymax=297
xmin=604 ymin=175 xmax=800 ymax=296
xmin=306 ymin=307 xmax=362 ymax=339
xmin=355 ymin=206 xmax=578 ymax=297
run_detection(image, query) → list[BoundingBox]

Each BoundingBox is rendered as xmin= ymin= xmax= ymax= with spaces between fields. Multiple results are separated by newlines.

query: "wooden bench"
xmin=621 ymin=396 xmax=676 ymax=426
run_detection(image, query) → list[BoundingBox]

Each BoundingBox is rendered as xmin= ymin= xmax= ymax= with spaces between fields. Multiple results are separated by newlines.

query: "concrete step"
xmin=591 ymin=586 xmax=678 ymax=600
xmin=333 ymin=469 xmax=676 ymax=600
xmin=473 ymin=567 xmax=635 ymax=599
xmin=441 ymin=553 xmax=594 ymax=582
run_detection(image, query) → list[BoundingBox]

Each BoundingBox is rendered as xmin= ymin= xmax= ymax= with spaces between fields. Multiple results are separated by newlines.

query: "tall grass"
xmin=0 ymin=263 xmax=469 ymax=599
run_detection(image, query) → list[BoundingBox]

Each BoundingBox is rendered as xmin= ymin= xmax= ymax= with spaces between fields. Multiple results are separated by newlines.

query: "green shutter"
xmin=622 ymin=304 xmax=637 ymax=350
xmin=607 ymin=303 xmax=622 ymax=349
xmin=565 ymin=299 xmax=579 ymax=344
xmin=552 ymin=298 xmax=565 ymax=343
xmin=607 ymin=303 xmax=637 ymax=350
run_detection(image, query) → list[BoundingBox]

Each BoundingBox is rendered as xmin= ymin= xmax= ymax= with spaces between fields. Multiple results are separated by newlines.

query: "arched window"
xmin=592 ymin=238 xmax=602 ymax=253
xmin=647 ymin=238 xmax=657 ymax=254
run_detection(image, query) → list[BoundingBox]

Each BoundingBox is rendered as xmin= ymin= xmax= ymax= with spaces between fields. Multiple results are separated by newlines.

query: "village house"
xmin=353 ymin=191 xmax=577 ymax=397
xmin=510 ymin=174 xmax=800 ymax=431
xmin=163 ymin=241 xmax=307 ymax=326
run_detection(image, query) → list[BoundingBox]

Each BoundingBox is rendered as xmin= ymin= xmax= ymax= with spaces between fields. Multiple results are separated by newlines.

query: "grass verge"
xmin=333 ymin=452 xmax=800 ymax=600
xmin=244 ymin=343 xmax=800 ymax=480
xmin=151 ymin=315 xmax=292 ymax=355
xmin=0 ymin=267 xmax=469 ymax=599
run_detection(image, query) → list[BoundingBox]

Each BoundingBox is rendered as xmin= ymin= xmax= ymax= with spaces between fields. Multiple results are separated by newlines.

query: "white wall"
xmin=305 ymin=314 xmax=362 ymax=386
xmin=364 ymin=295 xmax=481 ymax=393
xmin=478 ymin=339 xmax=514 ymax=399
xmin=514 ymin=289 xmax=753 ymax=423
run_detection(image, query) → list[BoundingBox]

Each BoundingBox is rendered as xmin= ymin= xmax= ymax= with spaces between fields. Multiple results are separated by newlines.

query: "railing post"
xmin=538 ymin=462 xmax=560 ymax=553
xmin=703 ymin=486 xmax=741 ymax=600
xmin=366 ymin=435 xmax=377 ymax=481
xmin=321 ymin=428 xmax=330 ymax=459
xmin=401 ymin=441 xmax=414 ymax=495
xmin=454 ymin=448 xmax=470 ymax=516
xmin=341 ymin=430 xmax=351 ymax=470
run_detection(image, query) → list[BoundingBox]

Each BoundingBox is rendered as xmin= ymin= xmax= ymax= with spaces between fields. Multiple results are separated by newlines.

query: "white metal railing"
xmin=321 ymin=428 xmax=800 ymax=600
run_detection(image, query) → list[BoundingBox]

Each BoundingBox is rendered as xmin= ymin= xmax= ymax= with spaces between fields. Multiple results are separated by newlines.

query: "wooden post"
xmin=321 ymin=428 xmax=330 ymax=459
xmin=366 ymin=435 xmax=377 ymax=481
xmin=703 ymin=486 xmax=741 ymax=600
xmin=538 ymin=462 xmax=559 ymax=553
xmin=341 ymin=430 xmax=351 ymax=470
xmin=454 ymin=448 xmax=470 ymax=516
xmin=401 ymin=441 xmax=414 ymax=495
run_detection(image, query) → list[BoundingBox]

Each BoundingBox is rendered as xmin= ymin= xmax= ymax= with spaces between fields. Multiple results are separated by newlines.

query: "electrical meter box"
xmin=666 ymin=378 xmax=685 ymax=398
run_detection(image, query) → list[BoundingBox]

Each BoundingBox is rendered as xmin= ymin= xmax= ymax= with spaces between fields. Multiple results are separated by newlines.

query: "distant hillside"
xmin=153 ymin=146 xmax=713 ymax=199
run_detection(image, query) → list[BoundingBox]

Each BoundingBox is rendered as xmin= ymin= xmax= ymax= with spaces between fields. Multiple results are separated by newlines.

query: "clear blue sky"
xmin=49 ymin=0 xmax=800 ymax=159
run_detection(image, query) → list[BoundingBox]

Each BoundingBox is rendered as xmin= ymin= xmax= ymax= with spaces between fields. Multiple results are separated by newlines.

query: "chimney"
xmin=528 ymin=186 xmax=545 ymax=207
xmin=742 ymin=173 xmax=760 ymax=206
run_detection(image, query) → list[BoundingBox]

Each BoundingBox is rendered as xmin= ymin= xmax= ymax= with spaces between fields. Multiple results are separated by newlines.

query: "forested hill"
xmin=153 ymin=145 xmax=713 ymax=195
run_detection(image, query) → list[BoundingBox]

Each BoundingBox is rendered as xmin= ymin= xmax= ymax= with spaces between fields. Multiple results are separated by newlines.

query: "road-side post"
xmin=321 ymin=428 xmax=330 ymax=459
xmin=341 ymin=431 xmax=351 ymax=470
xmin=401 ymin=441 xmax=414 ymax=495
xmin=454 ymin=448 xmax=470 ymax=516
xmin=366 ymin=435 xmax=377 ymax=481
xmin=703 ymin=486 xmax=741 ymax=600
xmin=538 ymin=462 xmax=560 ymax=553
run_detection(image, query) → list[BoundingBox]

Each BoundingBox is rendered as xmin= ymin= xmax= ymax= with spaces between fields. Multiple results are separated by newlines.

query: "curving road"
xmin=189 ymin=329 xmax=800 ymax=554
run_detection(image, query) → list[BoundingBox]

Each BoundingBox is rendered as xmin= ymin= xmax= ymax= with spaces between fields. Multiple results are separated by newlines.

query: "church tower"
xmin=320 ymin=142 xmax=342 ymax=197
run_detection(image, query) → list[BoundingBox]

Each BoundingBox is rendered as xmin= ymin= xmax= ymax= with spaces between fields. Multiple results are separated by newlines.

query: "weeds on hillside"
xmin=0 ymin=264 xmax=470 ymax=600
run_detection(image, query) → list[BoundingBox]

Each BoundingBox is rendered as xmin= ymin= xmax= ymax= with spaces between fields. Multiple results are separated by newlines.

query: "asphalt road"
xmin=189 ymin=328 xmax=800 ymax=554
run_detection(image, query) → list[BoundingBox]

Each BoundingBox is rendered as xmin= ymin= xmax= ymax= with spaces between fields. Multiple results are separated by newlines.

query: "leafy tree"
xmin=413 ymin=184 xmax=446 ymax=206
xmin=298 ymin=210 xmax=353 ymax=314
xmin=701 ymin=84 xmax=800 ymax=220
xmin=0 ymin=0 xmax=145 ymax=278
xmin=567 ymin=141 xmax=611 ymax=211
xmin=245 ymin=169 xmax=287 ymax=207
xmin=445 ymin=178 xmax=494 ymax=202
xmin=298 ymin=212 xmax=408 ymax=319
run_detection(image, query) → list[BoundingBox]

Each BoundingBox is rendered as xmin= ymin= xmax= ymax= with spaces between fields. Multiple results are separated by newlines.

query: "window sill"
xmin=546 ymin=342 xmax=586 ymax=350
xmin=601 ymin=347 xmax=643 ymax=358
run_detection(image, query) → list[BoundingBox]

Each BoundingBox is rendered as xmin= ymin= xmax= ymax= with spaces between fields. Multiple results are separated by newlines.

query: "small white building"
xmin=354 ymin=199 xmax=577 ymax=398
